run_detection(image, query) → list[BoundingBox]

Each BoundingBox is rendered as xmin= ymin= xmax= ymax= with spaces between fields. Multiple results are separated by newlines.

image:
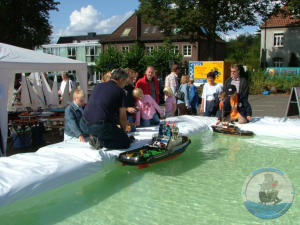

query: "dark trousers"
xmin=80 ymin=119 xmax=130 ymax=149
xmin=177 ymin=103 xmax=188 ymax=116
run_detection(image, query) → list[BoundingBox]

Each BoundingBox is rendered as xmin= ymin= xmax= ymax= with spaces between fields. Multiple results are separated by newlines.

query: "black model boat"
xmin=211 ymin=123 xmax=254 ymax=136
xmin=118 ymin=122 xmax=191 ymax=168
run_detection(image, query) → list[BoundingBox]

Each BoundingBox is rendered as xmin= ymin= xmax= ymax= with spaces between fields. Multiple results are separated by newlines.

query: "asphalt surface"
xmin=249 ymin=94 xmax=296 ymax=118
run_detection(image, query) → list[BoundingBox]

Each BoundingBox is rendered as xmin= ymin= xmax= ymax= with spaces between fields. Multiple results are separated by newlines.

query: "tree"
xmin=288 ymin=52 xmax=299 ymax=67
xmin=137 ymin=0 xmax=280 ymax=59
xmin=225 ymin=34 xmax=261 ymax=69
xmin=96 ymin=45 xmax=123 ymax=73
xmin=0 ymin=0 xmax=59 ymax=49
xmin=95 ymin=42 xmax=182 ymax=78
xmin=143 ymin=42 xmax=182 ymax=79
xmin=121 ymin=42 xmax=146 ymax=75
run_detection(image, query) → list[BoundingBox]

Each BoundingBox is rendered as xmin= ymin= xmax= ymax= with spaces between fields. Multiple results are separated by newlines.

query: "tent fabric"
xmin=0 ymin=115 xmax=300 ymax=207
xmin=0 ymin=42 xmax=88 ymax=154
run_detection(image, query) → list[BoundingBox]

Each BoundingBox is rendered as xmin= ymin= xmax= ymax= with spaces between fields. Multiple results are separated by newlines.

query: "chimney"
xmin=88 ymin=32 xmax=96 ymax=38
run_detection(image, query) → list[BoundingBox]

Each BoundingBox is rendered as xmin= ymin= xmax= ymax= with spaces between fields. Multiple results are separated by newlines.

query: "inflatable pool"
xmin=1 ymin=115 xmax=300 ymax=208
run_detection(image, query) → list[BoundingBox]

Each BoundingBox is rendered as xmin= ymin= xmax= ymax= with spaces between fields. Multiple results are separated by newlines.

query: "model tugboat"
xmin=118 ymin=122 xmax=191 ymax=168
xmin=211 ymin=122 xmax=254 ymax=136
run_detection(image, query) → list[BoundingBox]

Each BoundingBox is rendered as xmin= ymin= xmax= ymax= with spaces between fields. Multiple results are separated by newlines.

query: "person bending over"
xmin=216 ymin=85 xmax=252 ymax=125
xmin=80 ymin=68 xmax=131 ymax=149
xmin=133 ymin=88 xmax=164 ymax=127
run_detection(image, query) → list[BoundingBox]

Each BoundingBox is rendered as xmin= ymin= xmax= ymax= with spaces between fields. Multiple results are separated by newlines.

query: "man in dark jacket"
xmin=64 ymin=89 xmax=87 ymax=142
xmin=224 ymin=64 xmax=249 ymax=100
xmin=216 ymin=85 xmax=252 ymax=124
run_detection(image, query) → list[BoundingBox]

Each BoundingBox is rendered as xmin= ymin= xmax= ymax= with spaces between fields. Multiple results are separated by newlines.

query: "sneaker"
xmin=89 ymin=135 xmax=100 ymax=150
xmin=129 ymin=135 xmax=135 ymax=143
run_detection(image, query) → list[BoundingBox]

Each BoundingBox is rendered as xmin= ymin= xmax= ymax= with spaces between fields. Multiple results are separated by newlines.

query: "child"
xmin=216 ymin=92 xmax=226 ymax=124
xmin=163 ymin=87 xmax=176 ymax=117
xmin=216 ymin=85 xmax=252 ymax=125
xmin=64 ymin=88 xmax=87 ymax=142
xmin=133 ymin=88 xmax=164 ymax=127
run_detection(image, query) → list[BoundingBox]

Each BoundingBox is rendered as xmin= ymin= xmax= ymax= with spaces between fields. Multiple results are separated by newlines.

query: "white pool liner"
xmin=0 ymin=115 xmax=300 ymax=207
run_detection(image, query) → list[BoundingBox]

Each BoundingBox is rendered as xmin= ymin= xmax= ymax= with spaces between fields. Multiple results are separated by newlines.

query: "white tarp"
xmin=0 ymin=42 xmax=88 ymax=154
xmin=0 ymin=115 xmax=300 ymax=207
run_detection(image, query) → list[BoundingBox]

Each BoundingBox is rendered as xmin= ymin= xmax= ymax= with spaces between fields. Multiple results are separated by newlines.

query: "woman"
xmin=188 ymin=77 xmax=199 ymax=115
xmin=176 ymin=75 xmax=190 ymax=115
xmin=200 ymin=72 xmax=223 ymax=116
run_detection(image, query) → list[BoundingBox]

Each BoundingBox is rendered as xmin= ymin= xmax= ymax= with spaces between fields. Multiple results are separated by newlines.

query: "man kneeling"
xmin=80 ymin=68 xmax=131 ymax=149
xmin=64 ymin=88 xmax=87 ymax=142
xmin=216 ymin=85 xmax=252 ymax=125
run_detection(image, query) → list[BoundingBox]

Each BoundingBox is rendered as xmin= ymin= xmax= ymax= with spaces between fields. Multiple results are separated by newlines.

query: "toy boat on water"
xmin=211 ymin=123 xmax=254 ymax=136
xmin=118 ymin=122 xmax=191 ymax=168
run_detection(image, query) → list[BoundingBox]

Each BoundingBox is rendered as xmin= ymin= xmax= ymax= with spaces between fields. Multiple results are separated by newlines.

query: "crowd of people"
xmin=64 ymin=63 xmax=252 ymax=150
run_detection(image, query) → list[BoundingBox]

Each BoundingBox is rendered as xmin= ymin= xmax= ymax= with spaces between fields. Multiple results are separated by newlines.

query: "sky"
xmin=49 ymin=0 xmax=259 ymax=43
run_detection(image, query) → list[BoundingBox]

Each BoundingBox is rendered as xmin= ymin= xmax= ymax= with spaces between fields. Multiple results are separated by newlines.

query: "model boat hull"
xmin=211 ymin=125 xmax=254 ymax=136
xmin=118 ymin=136 xmax=191 ymax=166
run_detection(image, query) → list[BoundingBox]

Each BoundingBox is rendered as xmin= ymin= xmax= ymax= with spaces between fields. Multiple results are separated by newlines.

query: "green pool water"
xmin=1 ymin=131 xmax=300 ymax=225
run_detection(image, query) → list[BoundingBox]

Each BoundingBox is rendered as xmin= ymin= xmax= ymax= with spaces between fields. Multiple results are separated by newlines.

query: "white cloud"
xmin=51 ymin=5 xmax=133 ymax=42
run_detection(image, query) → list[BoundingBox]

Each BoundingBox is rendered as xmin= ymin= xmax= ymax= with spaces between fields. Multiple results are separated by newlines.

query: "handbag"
xmin=175 ymin=85 xmax=185 ymax=100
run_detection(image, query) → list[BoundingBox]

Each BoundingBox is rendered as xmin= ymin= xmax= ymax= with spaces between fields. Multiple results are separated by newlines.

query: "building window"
xmin=173 ymin=45 xmax=179 ymax=55
xmin=146 ymin=46 xmax=154 ymax=55
xmin=273 ymin=57 xmax=284 ymax=67
xmin=121 ymin=28 xmax=131 ymax=37
xmin=122 ymin=46 xmax=129 ymax=53
xmin=183 ymin=45 xmax=192 ymax=57
xmin=144 ymin=27 xmax=150 ymax=33
xmin=86 ymin=46 xmax=100 ymax=62
xmin=274 ymin=33 xmax=284 ymax=47
xmin=152 ymin=26 xmax=158 ymax=33
xmin=67 ymin=47 xmax=76 ymax=59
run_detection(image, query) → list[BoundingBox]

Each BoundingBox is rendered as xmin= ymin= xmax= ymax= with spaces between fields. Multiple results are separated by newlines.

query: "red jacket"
xmin=135 ymin=75 xmax=160 ymax=104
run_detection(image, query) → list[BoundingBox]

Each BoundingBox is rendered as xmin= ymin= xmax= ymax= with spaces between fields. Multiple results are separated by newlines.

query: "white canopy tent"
xmin=0 ymin=43 xmax=88 ymax=155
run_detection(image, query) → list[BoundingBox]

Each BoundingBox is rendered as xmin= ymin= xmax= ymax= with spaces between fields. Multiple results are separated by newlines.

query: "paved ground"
xmin=248 ymin=94 xmax=291 ymax=117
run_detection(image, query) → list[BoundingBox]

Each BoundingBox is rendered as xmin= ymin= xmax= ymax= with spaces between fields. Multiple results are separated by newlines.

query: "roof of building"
xmin=260 ymin=11 xmax=300 ymax=28
xmin=56 ymin=13 xmax=224 ymax=44
xmin=57 ymin=34 xmax=109 ymax=44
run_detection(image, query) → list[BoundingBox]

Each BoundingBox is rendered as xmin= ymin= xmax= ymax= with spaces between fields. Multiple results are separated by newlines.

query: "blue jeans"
xmin=127 ymin=114 xmax=136 ymax=132
xmin=80 ymin=118 xmax=130 ymax=149
xmin=141 ymin=113 xmax=160 ymax=127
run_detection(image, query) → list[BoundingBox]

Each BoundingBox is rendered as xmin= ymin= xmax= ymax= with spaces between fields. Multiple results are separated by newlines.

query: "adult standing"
xmin=80 ymin=68 xmax=131 ymax=149
xmin=135 ymin=66 xmax=160 ymax=104
xmin=224 ymin=64 xmax=249 ymax=100
xmin=177 ymin=75 xmax=190 ymax=115
xmin=200 ymin=72 xmax=223 ymax=116
xmin=58 ymin=72 xmax=73 ymax=95
xmin=165 ymin=64 xmax=180 ymax=95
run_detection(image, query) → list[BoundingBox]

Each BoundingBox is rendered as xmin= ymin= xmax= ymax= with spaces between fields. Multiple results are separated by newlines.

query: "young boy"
xmin=64 ymin=88 xmax=87 ymax=142
xmin=216 ymin=85 xmax=252 ymax=125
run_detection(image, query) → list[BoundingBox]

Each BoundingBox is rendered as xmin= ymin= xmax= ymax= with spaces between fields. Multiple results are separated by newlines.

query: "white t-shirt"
xmin=201 ymin=83 xmax=223 ymax=101
xmin=59 ymin=79 xmax=73 ymax=95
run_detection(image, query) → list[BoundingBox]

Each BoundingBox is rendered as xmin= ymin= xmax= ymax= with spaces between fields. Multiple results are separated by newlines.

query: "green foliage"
xmin=120 ymin=42 xmax=146 ymax=76
xmin=96 ymin=45 xmax=123 ymax=73
xmin=249 ymin=70 xmax=300 ymax=94
xmin=96 ymin=42 xmax=182 ymax=79
xmin=0 ymin=0 xmax=59 ymax=49
xmin=225 ymin=34 xmax=261 ymax=69
xmin=288 ymin=52 xmax=299 ymax=67
xmin=137 ymin=0 xmax=275 ymax=59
